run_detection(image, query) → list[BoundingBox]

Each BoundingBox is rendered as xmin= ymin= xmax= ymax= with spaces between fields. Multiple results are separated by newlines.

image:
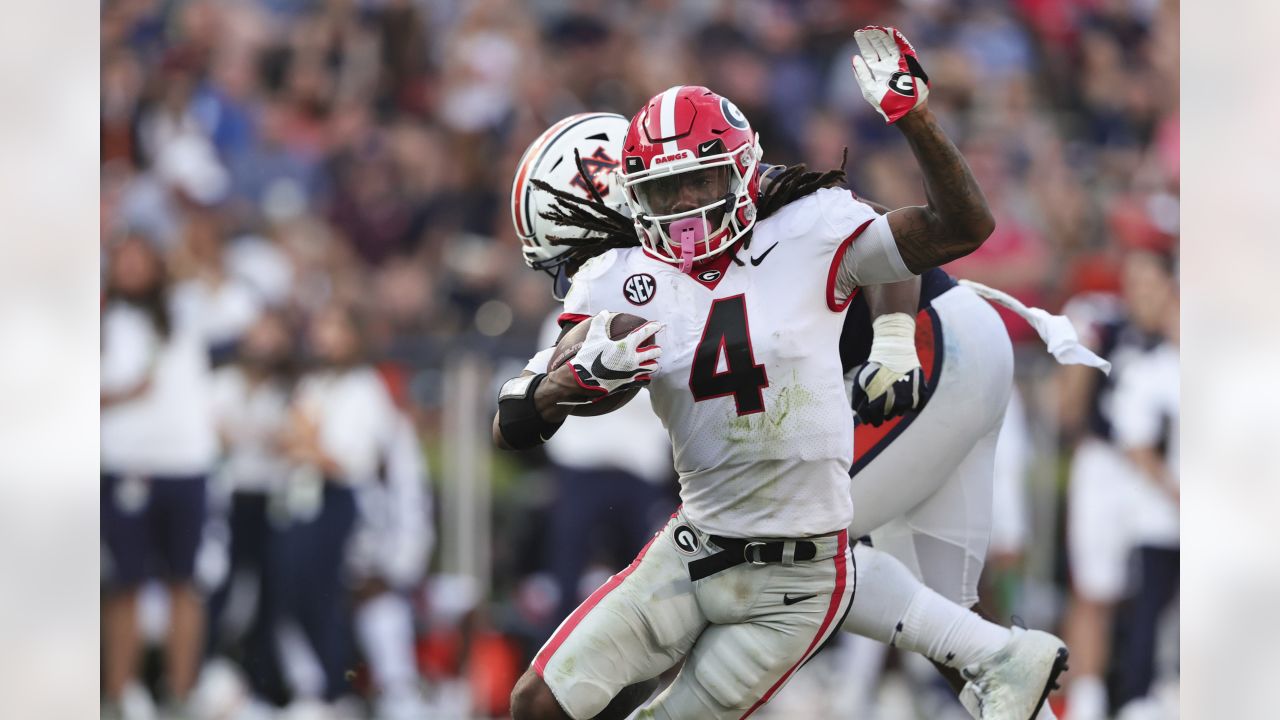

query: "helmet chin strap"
xmin=668 ymin=216 xmax=706 ymax=273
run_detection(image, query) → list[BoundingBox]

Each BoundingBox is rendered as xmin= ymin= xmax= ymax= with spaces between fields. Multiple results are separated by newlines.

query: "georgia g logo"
xmin=673 ymin=524 xmax=700 ymax=555
xmin=623 ymin=273 xmax=656 ymax=305
xmin=720 ymin=97 xmax=749 ymax=130
xmin=888 ymin=71 xmax=915 ymax=96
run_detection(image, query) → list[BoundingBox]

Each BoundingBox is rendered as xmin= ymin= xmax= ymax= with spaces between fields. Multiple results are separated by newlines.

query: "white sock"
xmin=842 ymin=544 xmax=1011 ymax=668
xmin=355 ymin=592 xmax=420 ymax=696
xmin=898 ymin=585 xmax=1012 ymax=668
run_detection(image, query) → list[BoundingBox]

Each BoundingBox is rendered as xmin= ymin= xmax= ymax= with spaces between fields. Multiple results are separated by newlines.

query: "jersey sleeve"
xmin=523 ymin=347 xmax=555 ymax=375
xmin=559 ymin=249 xmax=631 ymax=325
xmin=812 ymin=188 xmax=913 ymax=310
xmin=560 ymin=258 xmax=597 ymax=327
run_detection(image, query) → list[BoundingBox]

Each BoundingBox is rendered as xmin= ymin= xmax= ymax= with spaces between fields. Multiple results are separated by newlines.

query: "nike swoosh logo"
xmin=749 ymin=242 xmax=779 ymax=266
xmin=699 ymin=140 xmax=718 ymax=154
xmin=782 ymin=593 xmax=817 ymax=606
xmin=590 ymin=356 xmax=645 ymax=381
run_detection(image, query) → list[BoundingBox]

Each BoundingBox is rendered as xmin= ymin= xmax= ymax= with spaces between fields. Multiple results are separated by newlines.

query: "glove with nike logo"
xmin=851 ymin=312 xmax=932 ymax=426
xmin=851 ymin=25 xmax=930 ymax=124
xmin=568 ymin=310 xmax=664 ymax=396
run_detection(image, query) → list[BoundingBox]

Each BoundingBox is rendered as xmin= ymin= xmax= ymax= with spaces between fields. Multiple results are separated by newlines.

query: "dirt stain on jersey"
xmin=724 ymin=372 xmax=816 ymax=445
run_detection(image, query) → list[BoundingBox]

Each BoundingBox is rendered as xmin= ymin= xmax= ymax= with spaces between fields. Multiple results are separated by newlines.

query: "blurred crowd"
xmin=100 ymin=0 xmax=1179 ymax=718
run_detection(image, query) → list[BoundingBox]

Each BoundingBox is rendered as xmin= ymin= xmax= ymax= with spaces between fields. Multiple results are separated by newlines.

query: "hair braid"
xmin=531 ymin=148 xmax=851 ymax=269
xmin=755 ymin=148 xmax=850 ymax=221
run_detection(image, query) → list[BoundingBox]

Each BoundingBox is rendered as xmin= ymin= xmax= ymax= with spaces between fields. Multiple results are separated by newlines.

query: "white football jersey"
xmin=562 ymin=188 xmax=892 ymax=538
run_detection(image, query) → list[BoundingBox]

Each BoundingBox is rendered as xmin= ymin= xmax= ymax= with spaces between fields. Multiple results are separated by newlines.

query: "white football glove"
xmin=568 ymin=310 xmax=664 ymax=396
xmin=851 ymin=25 xmax=930 ymax=124
xmin=850 ymin=312 xmax=930 ymax=426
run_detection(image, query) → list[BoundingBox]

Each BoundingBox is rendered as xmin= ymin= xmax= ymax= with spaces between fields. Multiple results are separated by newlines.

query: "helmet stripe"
xmin=659 ymin=85 xmax=683 ymax=154
xmin=511 ymin=112 xmax=613 ymax=238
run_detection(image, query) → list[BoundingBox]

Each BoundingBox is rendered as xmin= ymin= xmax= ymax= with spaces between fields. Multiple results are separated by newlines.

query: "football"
xmin=550 ymin=312 xmax=654 ymax=416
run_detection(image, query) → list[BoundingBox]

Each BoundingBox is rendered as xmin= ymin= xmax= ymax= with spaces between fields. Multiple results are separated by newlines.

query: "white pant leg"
xmin=354 ymin=592 xmax=423 ymax=703
xmin=1067 ymin=439 xmax=1139 ymax=602
xmin=870 ymin=420 xmax=1001 ymax=608
xmin=536 ymin=513 xmax=705 ymax=719
xmin=850 ymin=286 xmax=1013 ymax=605
xmin=640 ymin=535 xmax=856 ymax=719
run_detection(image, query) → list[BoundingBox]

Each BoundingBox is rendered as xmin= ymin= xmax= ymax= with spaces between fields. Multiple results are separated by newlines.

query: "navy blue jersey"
xmin=839 ymin=268 xmax=957 ymax=373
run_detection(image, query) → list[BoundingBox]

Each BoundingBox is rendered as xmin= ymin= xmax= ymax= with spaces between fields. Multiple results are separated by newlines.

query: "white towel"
xmin=958 ymin=279 xmax=1112 ymax=375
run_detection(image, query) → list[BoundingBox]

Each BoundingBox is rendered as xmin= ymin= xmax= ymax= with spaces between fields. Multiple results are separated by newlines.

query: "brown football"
xmin=550 ymin=312 xmax=654 ymax=416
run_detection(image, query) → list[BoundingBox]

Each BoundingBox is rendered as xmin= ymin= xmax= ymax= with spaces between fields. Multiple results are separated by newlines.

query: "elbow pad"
xmin=497 ymin=373 xmax=564 ymax=450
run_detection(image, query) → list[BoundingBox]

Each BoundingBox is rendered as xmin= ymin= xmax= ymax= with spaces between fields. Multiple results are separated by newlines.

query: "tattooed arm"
xmin=886 ymin=105 xmax=995 ymax=273
xmin=849 ymin=25 xmax=994 ymax=273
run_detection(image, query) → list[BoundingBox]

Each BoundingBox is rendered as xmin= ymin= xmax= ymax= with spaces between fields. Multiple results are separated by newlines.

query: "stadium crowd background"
xmin=100 ymin=0 xmax=1179 ymax=717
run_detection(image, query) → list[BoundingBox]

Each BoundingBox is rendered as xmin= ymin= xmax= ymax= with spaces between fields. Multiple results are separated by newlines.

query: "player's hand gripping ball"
xmin=552 ymin=310 xmax=662 ymax=416
xmin=851 ymin=25 xmax=930 ymax=124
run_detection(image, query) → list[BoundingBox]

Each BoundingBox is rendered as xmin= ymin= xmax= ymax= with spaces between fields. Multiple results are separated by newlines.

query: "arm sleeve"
xmin=834 ymin=213 xmax=914 ymax=298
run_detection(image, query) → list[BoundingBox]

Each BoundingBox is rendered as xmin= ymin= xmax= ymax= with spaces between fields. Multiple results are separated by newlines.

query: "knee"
xmin=511 ymin=668 xmax=568 ymax=720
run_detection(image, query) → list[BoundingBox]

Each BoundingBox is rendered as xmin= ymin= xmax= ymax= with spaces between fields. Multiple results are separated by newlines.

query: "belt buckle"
xmin=743 ymin=541 xmax=768 ymax=566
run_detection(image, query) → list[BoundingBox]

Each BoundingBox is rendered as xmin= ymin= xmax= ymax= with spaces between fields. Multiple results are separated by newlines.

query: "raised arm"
xmin=851 ymin=26 xmax=994 ymax=273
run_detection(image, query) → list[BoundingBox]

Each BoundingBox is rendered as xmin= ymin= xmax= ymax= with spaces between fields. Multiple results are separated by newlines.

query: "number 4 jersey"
xmin=558 ymin=188 xmax=907 ymax=538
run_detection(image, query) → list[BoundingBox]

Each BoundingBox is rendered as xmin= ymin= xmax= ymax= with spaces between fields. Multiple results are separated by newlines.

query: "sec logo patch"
xmin=623 ymin=273 xmax=656 ymax=305
xmin=672 ymin=524 xmax=700 ymax=555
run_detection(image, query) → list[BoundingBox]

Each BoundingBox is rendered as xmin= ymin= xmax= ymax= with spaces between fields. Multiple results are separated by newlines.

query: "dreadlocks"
xmin=533 ymin=148 xmax=851 ymax=266
xmin=754 ymin=148 xmax=849 ymax=222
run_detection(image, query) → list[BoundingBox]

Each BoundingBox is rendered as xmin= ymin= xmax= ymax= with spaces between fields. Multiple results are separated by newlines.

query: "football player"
xmin=495 ymin=27 xmax=1069 ymax=720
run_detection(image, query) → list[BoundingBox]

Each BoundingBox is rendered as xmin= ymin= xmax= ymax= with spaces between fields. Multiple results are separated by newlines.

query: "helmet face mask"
xmin=619 ymin=86 xmax=762 ymax=269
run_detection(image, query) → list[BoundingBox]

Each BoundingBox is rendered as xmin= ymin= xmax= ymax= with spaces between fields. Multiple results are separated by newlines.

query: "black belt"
xmin=687 ymin=535 xmax=818 ymax=582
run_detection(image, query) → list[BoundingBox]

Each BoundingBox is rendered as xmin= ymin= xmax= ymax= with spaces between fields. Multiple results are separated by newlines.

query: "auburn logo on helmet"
xmin=569 ymin=147 xmax=620 ymax=197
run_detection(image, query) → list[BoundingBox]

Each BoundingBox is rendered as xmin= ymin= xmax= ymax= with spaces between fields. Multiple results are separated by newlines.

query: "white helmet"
xmin=510 ymin=112 xmax=630 ymax=299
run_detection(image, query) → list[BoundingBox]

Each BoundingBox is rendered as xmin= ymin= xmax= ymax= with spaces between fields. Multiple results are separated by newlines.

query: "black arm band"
xmin=498 ymin=373 xmax=564 ymax=450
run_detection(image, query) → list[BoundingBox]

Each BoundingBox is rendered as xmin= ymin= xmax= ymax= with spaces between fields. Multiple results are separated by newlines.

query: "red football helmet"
xmin=619 ymin=86 xmax=762 ymax=270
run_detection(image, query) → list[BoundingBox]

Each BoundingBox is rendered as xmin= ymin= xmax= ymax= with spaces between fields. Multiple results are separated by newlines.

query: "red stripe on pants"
xmin=739 ymin=530 xmax=850 ymax=719
xmin=532 ymin=520 xmax=667 ymax=675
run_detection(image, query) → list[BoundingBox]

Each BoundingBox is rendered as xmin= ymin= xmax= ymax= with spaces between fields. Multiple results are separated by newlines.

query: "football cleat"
xmin=958 ymin=627 xmax=1069 ymax=720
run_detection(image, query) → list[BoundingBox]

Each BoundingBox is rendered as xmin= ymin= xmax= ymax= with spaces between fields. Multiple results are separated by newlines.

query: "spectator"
xmin=1105 ymin=256 xmax=1180 ymax=717
xmin=204 ymin=311 xmax=297 ymax=699
xmin=349 ymin=410 xmax=435 ymax=720
xmin=270 ymin=303 xmax=400 ymax=706
xmin=102 ymin=234 xmax=217 ymax=717
xmin=1060 ymin=247 xmax=1177 ymax=720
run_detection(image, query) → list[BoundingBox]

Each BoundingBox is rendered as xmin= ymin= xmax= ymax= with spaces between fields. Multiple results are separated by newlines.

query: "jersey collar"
xmin=642 ymin=247 xmax=735 ymax=291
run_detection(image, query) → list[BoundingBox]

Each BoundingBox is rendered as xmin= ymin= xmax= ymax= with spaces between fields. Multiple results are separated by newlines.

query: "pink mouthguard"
xmin=668 ymin=217 xmax=707 ymax=273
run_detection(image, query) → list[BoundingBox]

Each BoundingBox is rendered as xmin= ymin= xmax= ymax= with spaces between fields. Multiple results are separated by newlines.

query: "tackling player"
xmin=495 ymin=27 xmax=1068 ymax=720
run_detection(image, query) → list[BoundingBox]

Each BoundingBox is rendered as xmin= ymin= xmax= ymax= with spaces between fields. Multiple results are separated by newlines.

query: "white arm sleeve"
xmin=835 ymin=213 xmax=914 ymax=298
